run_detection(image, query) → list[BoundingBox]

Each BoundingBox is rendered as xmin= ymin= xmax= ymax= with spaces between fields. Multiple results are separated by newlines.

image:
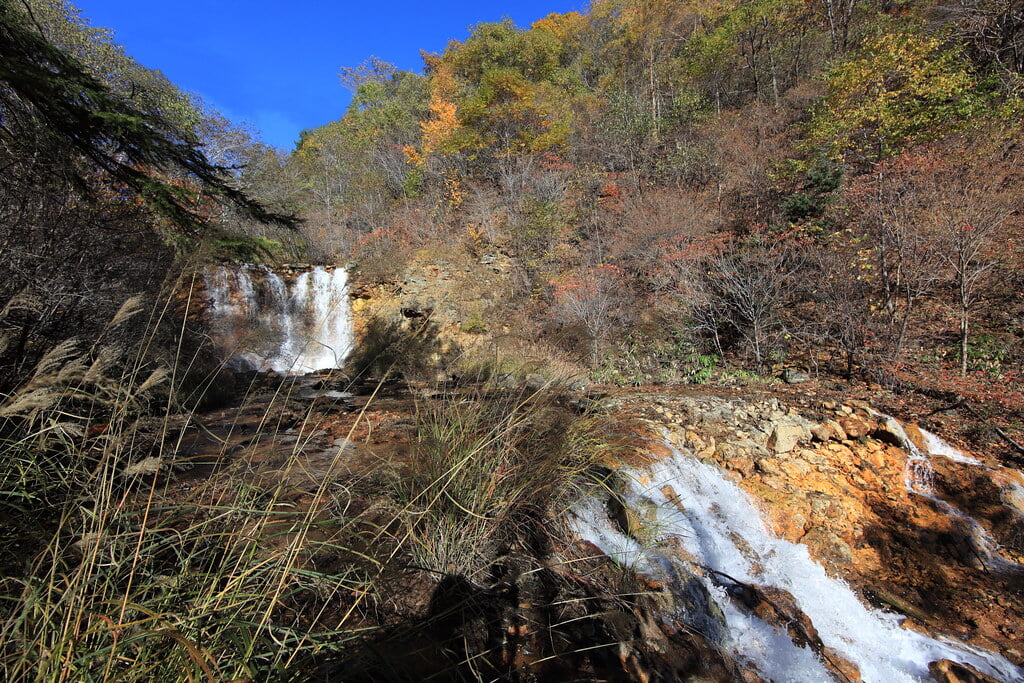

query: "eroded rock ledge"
xmin=613 ymin=391 xmax=1024 ymax=668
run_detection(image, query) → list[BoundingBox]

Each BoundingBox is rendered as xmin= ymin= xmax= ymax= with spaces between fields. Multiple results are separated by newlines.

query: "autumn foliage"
xmin=270 ymin=0 xmax=1024 ymax=395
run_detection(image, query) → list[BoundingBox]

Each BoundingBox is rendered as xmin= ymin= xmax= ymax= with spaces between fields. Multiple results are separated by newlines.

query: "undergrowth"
xmin=385 ymin=386 xmax=612 ymax=581
xmin=0 ymin=290 xmax=624 ymax=681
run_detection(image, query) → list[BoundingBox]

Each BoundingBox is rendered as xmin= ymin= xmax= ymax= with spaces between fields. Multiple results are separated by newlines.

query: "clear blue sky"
xmin=71 ymin=0 xmax=585 ymax=151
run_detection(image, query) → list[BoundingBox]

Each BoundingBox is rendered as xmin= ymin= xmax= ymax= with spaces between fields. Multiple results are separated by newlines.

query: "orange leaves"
xmin=419 ymin=94 xmax=462 ymax=160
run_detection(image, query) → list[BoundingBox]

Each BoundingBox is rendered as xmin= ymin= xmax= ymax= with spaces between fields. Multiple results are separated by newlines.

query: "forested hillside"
xmin=250 ymin=0 xmax=1023 ymax=406
xmin=3 ymin=0 xmax=1024 ymax=680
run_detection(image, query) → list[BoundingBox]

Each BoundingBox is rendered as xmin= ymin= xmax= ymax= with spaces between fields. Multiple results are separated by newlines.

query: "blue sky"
xmin=72 ymin=1 xmax=585 ymax=151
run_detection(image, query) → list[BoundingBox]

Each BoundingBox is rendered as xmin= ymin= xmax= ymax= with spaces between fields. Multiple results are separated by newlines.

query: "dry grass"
xmin=0 ymin=292 xmax=623 ymax=681
xmin=382 ymin=385 xmax=612 ymax=581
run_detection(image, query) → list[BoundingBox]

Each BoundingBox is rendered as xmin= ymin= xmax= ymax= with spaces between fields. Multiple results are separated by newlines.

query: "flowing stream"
xmin=876 ymin=413 xmax=1017 ymax=572
xmin=204 ymin=265 xmax=353 ymax=374
xmin=571 ymin=436 xmax=1023 ymax=682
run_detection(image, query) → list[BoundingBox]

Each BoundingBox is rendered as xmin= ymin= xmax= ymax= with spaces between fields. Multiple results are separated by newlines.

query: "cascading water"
xmin=920 ymin=428 xmax=983 ymax=466
xmin=204 ymin=264 xmax=354 ymax=374
xmin=875 ymin=413 xmax=1017 ymax=571
xmin=572 ymin=435 xmax=1023 ymax=682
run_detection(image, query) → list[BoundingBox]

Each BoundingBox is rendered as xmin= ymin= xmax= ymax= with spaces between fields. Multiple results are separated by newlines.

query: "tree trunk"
xmin=960 ymin=278 xmax=970 ymax=377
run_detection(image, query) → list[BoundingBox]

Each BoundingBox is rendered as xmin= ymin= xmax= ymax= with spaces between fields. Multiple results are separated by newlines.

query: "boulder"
xmin=768 ymin=422 xmax=808 ymax=453
xmin=810 ymin=423 xmax=831 ymax=442
xmin=838 ymin=415 xmax=871 ymax=439
xmin=726 ymin=581 xmax=861 ymax=682
xmin=928 ymin=659 xmax=1000 ymax=683
xmin=523 ymin=373 xmax=549 ymax=391
xmin=568 ymin=378 xmax=590 ymax=392
xmin=782 ymin=368 xmax=812 ymax=384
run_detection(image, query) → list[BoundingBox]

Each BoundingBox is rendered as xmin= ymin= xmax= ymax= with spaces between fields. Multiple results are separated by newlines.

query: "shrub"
xmin=384 ymin=387 xmax=612 ymax=581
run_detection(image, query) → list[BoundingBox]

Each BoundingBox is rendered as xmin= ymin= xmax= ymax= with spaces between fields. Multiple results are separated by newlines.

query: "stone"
xmin=838 ymin=415 xmax=870 ymax=439
xmin=822 ymin=647 xmax=862 ymax=682
xmin=928 ymin=659 xmax=1000 ymax=683
xmin=780 ymin=458 xmax=812 ymax=478
xmin=810 ymin=423 xmax=833 ymax=442
xmin=827 ymin=420 xmax=847 ymax=440
xmin=778 ymin=368 xmax=811 ymax=385
xmin=875 ymin=415 xmax=911 ymax=448
xmin=493 ymin=373 xmax=516 ymax=388
xmin=768 ymin=423 xmax=808 ymax=453
xmin=567 ymin=378 xmax=590 ymax=392
xmin=523 ymin=373 xmax=548 ymax=391
xmin=802 ymin=528 xmax=854 ymax=567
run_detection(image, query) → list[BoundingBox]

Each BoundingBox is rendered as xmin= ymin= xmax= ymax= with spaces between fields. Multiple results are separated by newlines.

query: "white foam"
xmin=921 ymin=429 xmax=983 ymax=465
xmin=572 ymin=438 xmax=1023 ymax=682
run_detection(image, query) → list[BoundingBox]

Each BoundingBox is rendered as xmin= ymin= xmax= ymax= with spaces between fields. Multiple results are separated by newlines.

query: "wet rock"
xmin=726 ymin=581 xmax=861 ymax=681
xmin=875 ymin=415 xmax=912 ymax=448
xmin=609 ymin=496 xmax=659 ymax=538
xmin=928 ymin=658 xmax=1000 ymax=683
xmin=733 ymin=584 xmax=820 ymax=647
xmin=802 ymin=528 xmax=854 ymax=567
xmin=822 ymin=646 xmax=862 ymax=682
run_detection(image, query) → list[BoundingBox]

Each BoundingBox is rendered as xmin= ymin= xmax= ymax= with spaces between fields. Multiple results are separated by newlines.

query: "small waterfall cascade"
xmin=572 ymin=436 xmax=1023 ymax=682
xmin=203 ymin=264 xmax=354 ymax=374
xmin=875 ymin=413 xmax=1017 ymax=571
xmin=920 ymin=428 xmax=983 ymax=465
xmin=876 ymin=414 xmax=937 ymax=494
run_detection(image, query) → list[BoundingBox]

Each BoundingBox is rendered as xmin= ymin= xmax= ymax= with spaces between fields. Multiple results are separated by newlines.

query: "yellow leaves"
xmin=531 ymin=11 xmax=587 ymax=44
xmin=402 ymin=145 xmax=425 ymax=168
xmin=812 ymin=30 xmax=984 ymax=158
xmin=444 ymin=172 xmax=464 ymax=209
xmin=406 ymin=93 xmax=468 ymax=167
xmin=422 ymin=96 xmax=459 ymax=149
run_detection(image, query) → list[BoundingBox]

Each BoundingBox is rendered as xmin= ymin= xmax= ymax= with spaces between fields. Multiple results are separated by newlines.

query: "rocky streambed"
xmin=152 ymin=373 xmax=1024 ymax=681
xmin=578 ymin=391 xmax=1024 ymax=681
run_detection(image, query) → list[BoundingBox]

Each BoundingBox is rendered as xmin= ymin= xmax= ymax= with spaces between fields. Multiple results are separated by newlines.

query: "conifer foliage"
xmin=0 ymin=0 xmax=296 ymax=236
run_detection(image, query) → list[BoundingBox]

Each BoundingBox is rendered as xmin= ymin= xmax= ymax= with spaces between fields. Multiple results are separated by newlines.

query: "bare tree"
xmin=846 ymin=139 xmax=1021 ymax=375
xmin=693 ymin=233 xmax=804 ymax=372
xmin=846 ymin=152 xmax=945 ymax=366
xmin=926 ymin=144 xmax=1019 ymax=375
xmin=552 ymin=264 xmax=634 ymax=366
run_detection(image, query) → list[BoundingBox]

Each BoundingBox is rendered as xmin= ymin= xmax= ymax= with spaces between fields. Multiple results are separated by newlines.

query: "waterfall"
xmin=203 ymin=265 xmax=353 ymax=374
xmin=875 ymin=413 xmax=937 ymax=494
xmin=877 ymin=413 xmax=1017 ymax=572
xmin=921 ymin=428 xmax=983 ymax=465
xmin=571 ymin=436 xmax=1023 ymax=682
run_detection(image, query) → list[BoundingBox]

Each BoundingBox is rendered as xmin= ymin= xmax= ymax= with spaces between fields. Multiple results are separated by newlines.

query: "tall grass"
xmin=385 ymin=385 xmax=612 ymax=581
xmin=0 ymin=284 xmax=623 ymax=681
xmin=0 ymin=287 xmax=370 ymax=680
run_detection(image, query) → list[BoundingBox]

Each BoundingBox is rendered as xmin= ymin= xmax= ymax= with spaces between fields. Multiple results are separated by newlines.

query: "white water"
xmin=921 ymin=429 xmax=984 ymax=465
xmin=876 ymin=413 xmax=938 ymax=494
xmin=204 ymin=265 xmax=353 ymax=374
xmin=572 ymin=438 xmax=1022 ymax=682
xmin=878 ymin=415 xmax=1018 ymax=572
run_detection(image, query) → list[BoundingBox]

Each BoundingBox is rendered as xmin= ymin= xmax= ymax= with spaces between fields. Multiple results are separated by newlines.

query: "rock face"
xmin=929 ymin=659 xmax=1002 ymax=683
xmin=767 ymin=421 xmax=809 ymax=453
xmin=616 ymin=392 xmax=1024 ymax=673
